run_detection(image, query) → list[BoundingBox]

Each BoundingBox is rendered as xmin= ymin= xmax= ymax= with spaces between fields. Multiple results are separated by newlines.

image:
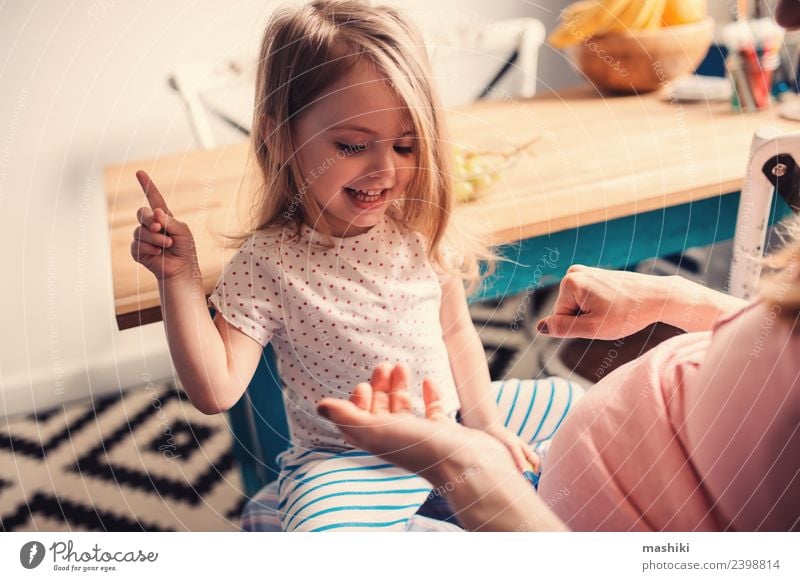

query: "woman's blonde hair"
xmin=240 ymin=0 xmax=492 ymax=288
xmin=759 ymin=213 xmax=800 ymax=320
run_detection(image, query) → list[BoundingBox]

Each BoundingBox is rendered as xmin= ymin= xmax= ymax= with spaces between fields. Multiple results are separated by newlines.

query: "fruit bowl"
xmin=571 ymin=17 xmax=714 ymax=94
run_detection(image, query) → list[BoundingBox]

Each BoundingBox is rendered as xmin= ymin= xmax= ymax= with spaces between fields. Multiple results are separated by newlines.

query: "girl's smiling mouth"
xmin=344 ymin=186 xmax=388 ymax=210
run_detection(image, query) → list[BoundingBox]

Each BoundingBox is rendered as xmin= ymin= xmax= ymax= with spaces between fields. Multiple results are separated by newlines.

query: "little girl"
xmin=131 ymin=0 xmax=583 ymax=532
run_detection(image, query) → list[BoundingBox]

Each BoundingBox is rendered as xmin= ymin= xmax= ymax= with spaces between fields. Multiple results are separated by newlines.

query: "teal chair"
xmin=227 ymin=344 xmax=289 ymax=496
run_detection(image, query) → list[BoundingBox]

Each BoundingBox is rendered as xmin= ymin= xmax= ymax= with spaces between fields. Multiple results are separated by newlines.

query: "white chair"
xmin=729 ymin=127 xmax=800 ymax=299
xmin=168 ymin=55 xmax=256 ymax=150
xmin=422 ymin=17 xmax=545 ymax=107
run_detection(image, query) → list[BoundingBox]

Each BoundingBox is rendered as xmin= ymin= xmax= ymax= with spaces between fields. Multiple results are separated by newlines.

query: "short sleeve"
xmin=681 ymin=300 xmax=800 ymax=530
xmin=711 ymin=299 xmax=760 ymax=331
xmin=207 ymin=235 xmax=283 ymax=348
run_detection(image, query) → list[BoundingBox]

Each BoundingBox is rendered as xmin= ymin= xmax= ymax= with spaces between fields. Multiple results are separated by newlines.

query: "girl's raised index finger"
xmin=135 ymin=170 xmax=173 ymax=216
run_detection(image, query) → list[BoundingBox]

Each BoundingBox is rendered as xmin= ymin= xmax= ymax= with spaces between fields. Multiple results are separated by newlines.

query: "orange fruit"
xmin=661 ymin=0 xmax=707 ymax=26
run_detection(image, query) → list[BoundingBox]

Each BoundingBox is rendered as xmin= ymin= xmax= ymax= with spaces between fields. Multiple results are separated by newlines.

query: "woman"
xmin=320 ymin=248 xmax=800 ymax=531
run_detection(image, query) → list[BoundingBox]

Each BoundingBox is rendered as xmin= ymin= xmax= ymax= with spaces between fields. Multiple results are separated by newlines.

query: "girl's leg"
xmin=492 ymin=377 xmax=585 ymax=459
xmin=277 ymin=449 xmax=433 ymax=532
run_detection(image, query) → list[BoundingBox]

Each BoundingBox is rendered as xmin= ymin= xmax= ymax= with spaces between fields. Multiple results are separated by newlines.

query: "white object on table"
xmin=665 ymin=75 xmax=733 ymax=102
xmin=728 ymin=127 xmax=800 ymax=299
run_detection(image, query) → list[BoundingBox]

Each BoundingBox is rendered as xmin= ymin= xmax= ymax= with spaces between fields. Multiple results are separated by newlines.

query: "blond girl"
xmin=131 ymin=0 xmax=582 ymax=531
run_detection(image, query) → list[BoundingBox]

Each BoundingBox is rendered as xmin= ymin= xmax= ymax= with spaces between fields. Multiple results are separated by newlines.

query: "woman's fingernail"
xmin=536 ymin=321 xmax=549 ymax=335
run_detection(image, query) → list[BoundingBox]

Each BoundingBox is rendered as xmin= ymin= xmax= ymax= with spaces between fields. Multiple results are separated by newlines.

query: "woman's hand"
xmin=318 ymin=365 xmax=568 ymax=531
xmin=536 ymin=265 xmax=676 ymax=340
xmin=481 ymin=423 xmax=540 ymax=474
xmin=318 ymin=363 xmax=487 ymax=481
xmin=130 ymin=170 xmax=198 ymax=281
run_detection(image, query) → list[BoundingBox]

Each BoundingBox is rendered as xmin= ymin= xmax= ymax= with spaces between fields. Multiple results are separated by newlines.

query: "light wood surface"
xmin=105 ymin=88 xmax=799 ymax=329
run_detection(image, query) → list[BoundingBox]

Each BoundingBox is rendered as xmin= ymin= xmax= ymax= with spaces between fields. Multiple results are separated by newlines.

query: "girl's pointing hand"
xmin=131 ymin=170 xmax=198 ymax=281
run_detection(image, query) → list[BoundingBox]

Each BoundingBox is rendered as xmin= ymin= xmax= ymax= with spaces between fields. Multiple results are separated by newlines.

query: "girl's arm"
xmin=439 ymin=276 xmax=498 ymax=429
xmin=132 ymin=171 xmax=262 ymax=414
xmin=439 ymin=276 xmax=537 ymax=472
xmin=158 ymin=273 xmax=263 ymax=414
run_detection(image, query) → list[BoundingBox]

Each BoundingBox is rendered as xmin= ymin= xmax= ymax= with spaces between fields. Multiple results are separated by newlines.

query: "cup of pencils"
xmin=723 ymin=17 xmax=786 ymax=112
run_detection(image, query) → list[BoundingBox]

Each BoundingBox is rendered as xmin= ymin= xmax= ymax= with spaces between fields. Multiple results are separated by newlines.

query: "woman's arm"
xmin=660 ymin=275 xmax=748 ymax=333
xmin=133 ymin=171 xmax=262 ymax=414
xmin=537 ymin=265 xmax=748 ymax=340
xmin=432 ymin=437 xmax=568 ymax=532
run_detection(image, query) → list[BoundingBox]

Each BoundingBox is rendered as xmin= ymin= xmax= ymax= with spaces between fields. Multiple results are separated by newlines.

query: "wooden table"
xmin=105 ymin=88 xmax=796 ymax=493
xmin=106 ymin=88 xmax=796 ymax=329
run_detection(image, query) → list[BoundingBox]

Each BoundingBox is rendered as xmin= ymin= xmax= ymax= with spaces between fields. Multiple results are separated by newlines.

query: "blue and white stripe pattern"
xmin=272 ymin=376 xmax=582 ymax=532
xmin=495 ymin=377 xmax=578 ymax=460
xmin=242 ymin=480 xmax=462 ymax=532
xmin=276 ymin=450 xmax=434 ymax=532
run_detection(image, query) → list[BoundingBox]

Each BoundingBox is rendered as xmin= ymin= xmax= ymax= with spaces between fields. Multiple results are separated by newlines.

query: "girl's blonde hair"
xmin=242 ymin=0 xmax=492 ymax=288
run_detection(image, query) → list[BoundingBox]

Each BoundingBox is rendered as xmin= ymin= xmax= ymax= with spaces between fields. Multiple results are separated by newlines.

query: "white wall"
xmin=0 ymin=0 xmax=581 ymax=419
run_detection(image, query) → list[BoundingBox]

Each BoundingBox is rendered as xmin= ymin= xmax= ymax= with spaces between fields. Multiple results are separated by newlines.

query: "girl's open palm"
xmin=131 ymin=170 xmax=198 ymax=281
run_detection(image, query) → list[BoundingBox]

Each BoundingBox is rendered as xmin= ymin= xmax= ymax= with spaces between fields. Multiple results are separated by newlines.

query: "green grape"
xmin=455 ymin=155 xmax=467 ymax=176
xmin=451 ymin=143 xmax=510 ymax=202
xmin=463 ymin=155 xmax=481 ymax=176
xmin=453 ymin=180 xmax=476 ymax=203
xmin=469 ymin=172 xmax=496 ymax=193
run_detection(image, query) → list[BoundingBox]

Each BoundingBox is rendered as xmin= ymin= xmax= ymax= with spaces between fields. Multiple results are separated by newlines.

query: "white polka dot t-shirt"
xmin=207 ymin=215 xmax=461 ymax=452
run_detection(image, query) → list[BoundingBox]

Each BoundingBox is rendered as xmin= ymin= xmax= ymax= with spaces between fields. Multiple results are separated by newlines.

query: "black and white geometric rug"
xmin=0 ymin=293 xmax=556 ymax=532
xmin=0 ymin=383 xmax=249 ymax=532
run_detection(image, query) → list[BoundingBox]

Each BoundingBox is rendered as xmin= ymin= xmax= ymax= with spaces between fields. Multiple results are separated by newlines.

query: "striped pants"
xmin=275 ymin=377 xmax=584 ymax=532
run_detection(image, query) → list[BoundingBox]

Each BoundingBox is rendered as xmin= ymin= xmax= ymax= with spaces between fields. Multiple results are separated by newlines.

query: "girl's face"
xmin=290 ymin=63 xmax=416 ymax=237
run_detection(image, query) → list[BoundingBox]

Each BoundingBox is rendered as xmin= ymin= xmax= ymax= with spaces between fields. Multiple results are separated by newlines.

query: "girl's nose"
xmin=364 ymin=146 xmax=397 ymax=180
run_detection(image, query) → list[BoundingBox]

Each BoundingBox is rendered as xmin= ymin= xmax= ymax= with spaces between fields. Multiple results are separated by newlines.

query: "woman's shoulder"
xmin=711 ymin=298 xmax=800 ymax=359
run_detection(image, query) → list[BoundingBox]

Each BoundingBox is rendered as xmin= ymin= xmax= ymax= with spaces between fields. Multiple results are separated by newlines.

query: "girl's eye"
xmin=336 ymin=142 xmax=367 ymax=155
xmin=394 ymin=145 xmax=414 ymax=155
